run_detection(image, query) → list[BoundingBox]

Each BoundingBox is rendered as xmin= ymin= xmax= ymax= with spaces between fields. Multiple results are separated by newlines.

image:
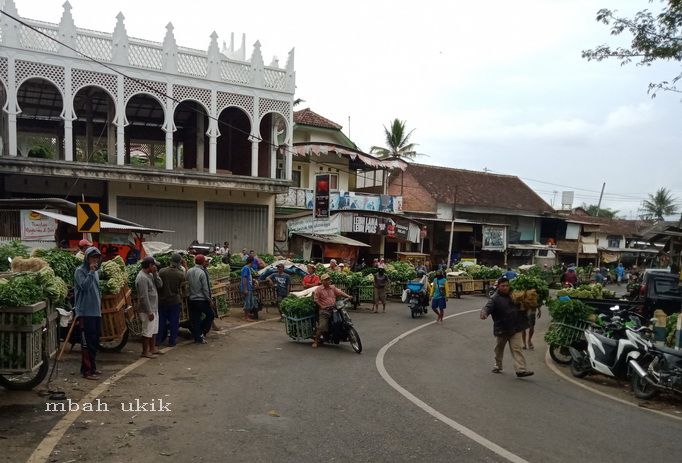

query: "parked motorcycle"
xmin=317 ymin=299 xmax=362 ymax=354
xmin=630 ymin=335 xmax=682 ymax=399
xmin=406 ymin=282 xmax=429 ymax=318
xmin=569 ymin=307 xmax=650 ymax=380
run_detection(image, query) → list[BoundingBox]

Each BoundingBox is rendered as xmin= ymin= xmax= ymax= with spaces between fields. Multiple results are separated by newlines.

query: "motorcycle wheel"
xmin=348 ymin=326 xmax=362 ymax=354
xmin=570 ymin=357 xmax=590 ymax=378
xmin=549 ymin=345 xmax=572 ymax=365
xmin=631 ymin=356 xmax=660 ymax=400
xmin=410 ymin=309 xmax=416 ymax=319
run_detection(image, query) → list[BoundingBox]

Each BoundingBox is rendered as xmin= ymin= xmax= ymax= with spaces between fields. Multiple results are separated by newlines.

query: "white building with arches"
xmin=0 ymin=0 xmax=294 ymax=251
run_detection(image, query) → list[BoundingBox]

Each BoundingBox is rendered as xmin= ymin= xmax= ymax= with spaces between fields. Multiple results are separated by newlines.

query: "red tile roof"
xmin=293 ymin=108 xmax=342 ymax=130
xmin=403 ymin=163 xmax=553 ymax=214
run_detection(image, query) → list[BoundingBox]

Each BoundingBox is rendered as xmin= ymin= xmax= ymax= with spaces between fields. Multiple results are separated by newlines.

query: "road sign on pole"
xmin=76 ymin=202 xmax=100 ymax=233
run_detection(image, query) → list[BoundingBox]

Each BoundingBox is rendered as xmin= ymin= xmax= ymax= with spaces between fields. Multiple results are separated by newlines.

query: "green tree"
xmin=641 ymin=187 xmax=679 ymax=220
xmin=582 ymin=0 xmax=682 ymax=96
xmin=581 ymin=203 xmax=620 ymax=219
xmin=370 ymin=119 xmax=419 ymax=159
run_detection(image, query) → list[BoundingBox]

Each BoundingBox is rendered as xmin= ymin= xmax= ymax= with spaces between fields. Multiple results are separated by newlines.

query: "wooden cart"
xmin=98 ymin=285 xmax=133 ymax=353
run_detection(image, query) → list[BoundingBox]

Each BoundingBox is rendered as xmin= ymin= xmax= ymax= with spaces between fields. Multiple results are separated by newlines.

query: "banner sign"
xmin=482 ymin=226 xmax=506 ymax=251
xmin=287 ymin=215 xmax=341 ymax=236
xmin=20 ymin=210 xmax=57 ymax=241
xmin=353 ymin=216 xmax=380 ymax=234
xmin=314 ymin=174 xmax=330 ymax=219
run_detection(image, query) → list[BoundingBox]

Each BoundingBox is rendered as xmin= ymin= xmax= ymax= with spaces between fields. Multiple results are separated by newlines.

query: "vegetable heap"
xmin=666 ymin=313 xmax=678 ymax=348
xmin=544 ymin=299 xmax=595 ymax=346
xmin=384 ymin=262 xmax=417 ymax=283
xmin=100 ymin=256 xmax=127 ymax=295
xmin=280 ymin=295 xmax=316 ymax=318
xmin=0 ymin=274 xmax=45 ymax=307
xmin=557 ymin=283 xmax=616 ymax=300
xmin=207 ymin=263 xmax=232 ymax=282
xmin=509 ymin=274 xmax=550 ymax=310
xmin=32 ymin=248 xmax=79 ymax=287
xmin=36 ymin=266 xmax=68 ymax=304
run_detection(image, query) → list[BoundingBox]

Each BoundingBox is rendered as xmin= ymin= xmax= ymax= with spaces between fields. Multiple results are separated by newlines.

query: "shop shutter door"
xmin=205 ymin=203 xmax=268 ymax=253
xmin=117 ymin=197 xmax=197 ymax=248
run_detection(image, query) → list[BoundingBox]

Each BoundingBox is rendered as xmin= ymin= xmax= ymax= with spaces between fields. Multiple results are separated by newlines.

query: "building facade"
xmin=0 ymin=1 xmax=295 ymax=251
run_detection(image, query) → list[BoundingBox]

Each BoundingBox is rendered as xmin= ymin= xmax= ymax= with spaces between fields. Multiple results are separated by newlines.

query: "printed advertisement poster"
xmin=20 ymin=210 xmax=57 ymax=241
xmin=314 ymin=174 xmax=330 ymax=218
xmin=482 ymin=226 xmax=506 ymax=251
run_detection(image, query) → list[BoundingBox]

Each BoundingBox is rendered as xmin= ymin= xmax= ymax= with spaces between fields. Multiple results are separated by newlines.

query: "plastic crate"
xmin=285 ymin=315 xmax=316 ymax=341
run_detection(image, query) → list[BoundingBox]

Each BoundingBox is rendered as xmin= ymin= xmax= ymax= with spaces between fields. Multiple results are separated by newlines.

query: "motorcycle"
xmin=317 ymin=299 xmax=362 ymax=354
xmin=569 ymin=306 xmax=650 ymax=380
xmin=406 ymin=282 xmax=429 ymax=318
xmin=630 ymin=334 xmax=682 ymax=399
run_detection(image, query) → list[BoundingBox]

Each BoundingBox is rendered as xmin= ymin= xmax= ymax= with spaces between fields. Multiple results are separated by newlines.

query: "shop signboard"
xmin=482 ymin=226 xmax=506 ymax=251
xmin=314 ymin=174 xmax=330 ymax=218
xmin=20 ymin=210 xmax=57 ymax=241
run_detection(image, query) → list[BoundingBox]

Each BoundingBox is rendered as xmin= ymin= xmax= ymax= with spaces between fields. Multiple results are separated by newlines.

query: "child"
xmin=430 ymin=270 xmax=448 ymax=324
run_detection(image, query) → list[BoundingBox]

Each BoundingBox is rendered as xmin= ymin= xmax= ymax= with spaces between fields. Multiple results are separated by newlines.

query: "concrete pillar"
xmin=165 ymin=130 xmax=173 ymax=170
xmin=251 ymin=138 xmax=259 ymax=176
xmin=285 ymin=148 xmax=293 ymax=181
xmin=196 ymin=113 xmax=205 ymax=171
xmin=267 ymin=195 xmax=275 ymax=253
xmin=270 ymin=122 xmax=277 ymax=179
xmin=379 ymin=235 xmax=385 ymax=259
xmin=63 ymin=64 xmax=74 ymax=161
xmin=108 ymin=192 xmax=117 ymax=216
xmin=116 ymin=75 xmax=125 ymax=165
xmin=6 ymin=57 xmax=17 ymax=156
xmin=208 ymin=89 xmax=217 ymax=174
xmin=208 ymin=132 xmax=217 ymax=173
xmin=197 ymin=199 xmax=205 ymax=242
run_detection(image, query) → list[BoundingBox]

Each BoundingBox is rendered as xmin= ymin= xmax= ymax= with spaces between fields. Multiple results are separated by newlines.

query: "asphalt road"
xmin=14 ymin=296 xmax=681 ymax=463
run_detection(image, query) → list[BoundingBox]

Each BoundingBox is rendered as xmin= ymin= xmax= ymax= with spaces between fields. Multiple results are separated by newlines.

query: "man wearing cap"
xmin=312 ymin=274 xmax=351 ymax=348
xmin=303 ymin=263 xmax=321 ymax=288
xmin=267 ymin=263 xmax=291 ymax=321
xmin=75 ymin=238 xmax=93 ymax=261
xmin=187 ymin=254 xmax=215 ymax=343
xmin=329 ymin=259 xmax=339 ymax=272
xmin=157 ymin=253 xmax=186 ymax=347
xmin=74 ymin=246 xmax=102 ymax=380
xmin=480 ymin=277 xmax=533 ymax=378
xmin=136 ymin=256 xmax=164 ymax=358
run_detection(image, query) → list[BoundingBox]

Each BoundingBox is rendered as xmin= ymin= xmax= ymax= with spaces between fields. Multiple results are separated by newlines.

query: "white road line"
xmin=543 ymin=350 xmax=682 ymax=422
xmin=26 ymin=318 xmax=277 ymax=463
xmin=375 ymin=310 xmax=530 ymax=463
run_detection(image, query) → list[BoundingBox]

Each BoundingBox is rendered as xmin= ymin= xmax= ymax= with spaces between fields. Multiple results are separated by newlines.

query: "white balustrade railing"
xmin=0 ymin=2 xmax=294 ymax=93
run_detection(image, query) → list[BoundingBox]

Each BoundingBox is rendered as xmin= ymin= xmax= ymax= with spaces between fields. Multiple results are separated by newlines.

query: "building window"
xmin=607 ymin=235 xmax=621 ymax=248
xmin=276 ymin=168 xmax=301 ymax=187
xmin=329 ymin=173 xmax=338 ymax=190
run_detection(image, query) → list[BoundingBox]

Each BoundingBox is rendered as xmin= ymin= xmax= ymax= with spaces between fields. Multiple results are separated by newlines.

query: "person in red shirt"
xmin=303 ymin=263 xmax=321 ymax=288
xmin=312 ymin=274 xmax=351 ymax=348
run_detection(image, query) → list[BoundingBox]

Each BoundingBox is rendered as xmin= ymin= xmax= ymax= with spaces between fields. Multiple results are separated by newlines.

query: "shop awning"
xmin=294 ymin=233 xmax=370 ymax=247
xmin=32 ymin=210 xmax=172 ymax=234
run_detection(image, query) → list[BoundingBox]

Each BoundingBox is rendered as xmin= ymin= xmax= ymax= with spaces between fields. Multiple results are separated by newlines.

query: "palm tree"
xmin=370 ymin=119 xmax=419 ymax=159
xmin=642 ymin=188 xmax=679 ymax=220
xmin=581 ymin=203 xmax=619 ymax=219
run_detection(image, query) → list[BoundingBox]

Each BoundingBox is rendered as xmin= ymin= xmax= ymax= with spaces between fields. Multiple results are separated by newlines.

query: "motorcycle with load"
xmin=316 ymin=299 xmax=362 ymax=353
xmin=405 ymin=282 xmax=429 ymax=318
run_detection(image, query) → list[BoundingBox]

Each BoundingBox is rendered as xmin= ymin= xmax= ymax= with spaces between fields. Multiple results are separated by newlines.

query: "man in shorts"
xmin=372 ymin=267 xmax=389 ymax=313
xmin=135 ymin=256 xmax=164 ymax=358
xmin=522 ymin=305 xmax=541 ymax=350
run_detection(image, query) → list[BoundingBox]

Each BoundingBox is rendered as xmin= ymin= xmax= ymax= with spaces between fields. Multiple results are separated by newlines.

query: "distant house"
xmin=275 ymin=109 xmax=420 ymax=263
xmin=554 ymin=208 xmax=655 ymax=267
xmin=387 ymin=163 xmax=555 ymax=266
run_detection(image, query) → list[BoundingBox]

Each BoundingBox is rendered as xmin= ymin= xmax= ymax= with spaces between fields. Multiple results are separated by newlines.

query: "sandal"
xmin=491 ymin=367 xmax=503 ymax=374
xmin=140 ymin=353 xmax=157 ymax=359
xmin=311 ymin=342 xmax=318 ymax=348
xmin=528 ymin=344 xmax=534 ymax=350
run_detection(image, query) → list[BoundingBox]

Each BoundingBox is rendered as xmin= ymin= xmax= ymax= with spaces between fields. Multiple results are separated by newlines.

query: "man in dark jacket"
xmin=74 ymin=246 xmax=102 ymax=380
xmin=157 ymin=253 xmax=186 ymax=347
xmin=480 ymin=277 xmax=533 ymax=377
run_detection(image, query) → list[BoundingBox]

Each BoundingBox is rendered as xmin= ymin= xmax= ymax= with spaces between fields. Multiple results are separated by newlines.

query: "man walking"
xmin=187 ymin=254 xmax=215 ymax=344
xmin=267 ymin=263 xmax=291 ymax=320
xmin=372 ymin=267 xmax=390 ymax=313
xmin=480 ymin=277 xmax=534 ymax=377
xmin=157 ymin=253 xmax=186 ymax=347
xmin=74 ymin=246 xmax=102 ymax=380
xmin=241 ymin=256 xmax=258 ymax=320
xmin=615 ymin=263 xmax=625 ymax=286
xmin=136 ymin=256 xmax=164 ymax=358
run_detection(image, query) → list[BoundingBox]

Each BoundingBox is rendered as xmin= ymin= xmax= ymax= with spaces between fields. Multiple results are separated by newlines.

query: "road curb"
xmin=543 ymin=349 xmax=681 ymax=422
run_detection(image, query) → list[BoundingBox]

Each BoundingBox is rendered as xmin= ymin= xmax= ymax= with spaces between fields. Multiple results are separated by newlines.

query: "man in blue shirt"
xmin=503 ymin=267 xmax=518 ymax=280
xmin=241 ymin=256 xmax=258 ymax=320
xmin=615 ymin=263 xmax=625 ymax=286
xmin=267 ymin=263 xmax=291 ymax=321
xmin=74 ymin=247 xmax=102 ymax=380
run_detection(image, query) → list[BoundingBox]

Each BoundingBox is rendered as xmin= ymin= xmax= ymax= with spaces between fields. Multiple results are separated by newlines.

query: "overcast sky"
xmin=17 ymin=0 xmax=682 ymax=219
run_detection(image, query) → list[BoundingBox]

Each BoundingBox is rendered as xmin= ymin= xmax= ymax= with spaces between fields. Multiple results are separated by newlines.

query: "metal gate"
xmin=116 ymin=197 xmax=197 ymax=248
xmin=205 ymin=203 xmax=268 ymax=253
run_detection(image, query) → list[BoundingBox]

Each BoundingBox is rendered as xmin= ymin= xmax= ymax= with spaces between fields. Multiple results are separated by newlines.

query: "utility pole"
xmin=595 ymin=182 xmax=606 ymax=217
xmin=446 ymin=186 xmax=458 ymax=269
xmin=348 ymin=116 xmax=351 ymax=139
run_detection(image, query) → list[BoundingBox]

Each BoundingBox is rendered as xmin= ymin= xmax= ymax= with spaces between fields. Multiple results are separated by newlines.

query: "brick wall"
xmin=387 ymin=170 xmax=436 ymax=213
